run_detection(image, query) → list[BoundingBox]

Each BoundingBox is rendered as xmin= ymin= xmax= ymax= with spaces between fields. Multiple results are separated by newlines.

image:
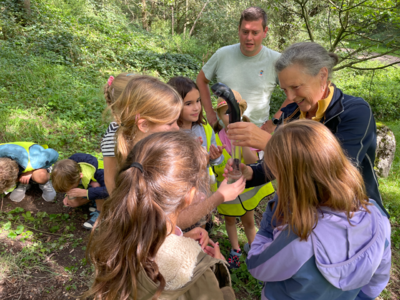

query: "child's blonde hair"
xmin=111 ymin=75 xmax=183 ymax=166
xmin=103 ymin=73 xmax=135 ymax=107
xmin=51 ymin=159 xmax=82 ymax=193
xmin=0 ymin=158 xmax=19 ymax=193
xmin=85 ymin=131 xmax=209 ymax=300
xmin=264 ymin=120 xmax=370 ymax=241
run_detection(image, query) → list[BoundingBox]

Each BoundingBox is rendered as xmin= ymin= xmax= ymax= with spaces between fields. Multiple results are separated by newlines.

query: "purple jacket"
xmin=247 ymin=199 xmax=391 ymax=300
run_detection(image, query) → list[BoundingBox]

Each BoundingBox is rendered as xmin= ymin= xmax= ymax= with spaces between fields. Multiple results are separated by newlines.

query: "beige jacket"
xmin=137 ymin=234 xmax=235 ymax=300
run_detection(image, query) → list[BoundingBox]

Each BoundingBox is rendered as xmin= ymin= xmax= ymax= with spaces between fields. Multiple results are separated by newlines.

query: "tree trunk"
xmin=171 ymin=5 xmax=174 ymax=35
xmin=189 ymin=0 xmax=209 ymax=37
xmin=142 ymin=0 xmax=148 ymax=31
xmin=183 ymin=0 xmax=188 ymax=37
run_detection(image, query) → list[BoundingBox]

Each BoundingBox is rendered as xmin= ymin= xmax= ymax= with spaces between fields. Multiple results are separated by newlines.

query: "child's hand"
xmin=204 ymin=239 xmax=226 ymax=261
xmin=183 ymin=227 xmax=209 ymax=249
xmin=89 ymin=181 xmax=101 ymax=188
xmin=223 ymin=158 xmax=253 ymax=181
xmin=19 ymin=172 xmax=33 ymax=184
xmin=67 ymin=188 xmax=87 ymax=198
xmin=209 ymin=144 xmax=225 ymax=160
xmin=197 ymin=136 xmax=203 ymax=145
xmin=216 ymin=177 xmax=245 ymax=202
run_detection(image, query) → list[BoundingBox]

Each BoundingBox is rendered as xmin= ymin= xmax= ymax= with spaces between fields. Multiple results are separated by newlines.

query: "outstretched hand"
xmin=223 ymin=158 xmax=253 ymax=181
xmin=209 ymin=144 xmax=225 ymax=160
xmin=216 ymin=176 xmax=246 ymax=202
xmin=183 ymin=227 xmax=209 ymax=250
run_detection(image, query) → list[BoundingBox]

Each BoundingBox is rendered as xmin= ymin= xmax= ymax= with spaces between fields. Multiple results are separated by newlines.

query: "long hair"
xmin=112 ymin=75 xmax=183 ymax=166
xmin=167 ymin=76 xmax=206 ymax=127
xmin=84 ymin=131 xmax=209 ymax=300
xmin=264 ymin=120 xmax=370 ymax=241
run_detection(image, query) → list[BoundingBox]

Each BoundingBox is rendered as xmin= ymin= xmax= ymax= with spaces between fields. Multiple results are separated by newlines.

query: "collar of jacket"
xmin=280 ymin=84 xmax=345 ymax=125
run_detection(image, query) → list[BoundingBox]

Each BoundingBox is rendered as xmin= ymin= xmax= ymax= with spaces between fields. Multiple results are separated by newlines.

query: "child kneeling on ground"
xmin=51 ymin=153 xmax=108 ymax=230
xmin=0 ymin=142 xmax=58 ymax=202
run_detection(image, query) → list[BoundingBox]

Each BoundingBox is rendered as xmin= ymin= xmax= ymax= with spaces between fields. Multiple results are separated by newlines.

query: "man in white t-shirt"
xmin=197 ymin=7 xmax=292 ymax=133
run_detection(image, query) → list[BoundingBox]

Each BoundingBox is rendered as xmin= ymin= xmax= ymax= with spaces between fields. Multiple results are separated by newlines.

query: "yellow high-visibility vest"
xmin=213 ymin=133 xmax=275 ymax=217
xmin=203 ymin=123 xmax=218 ymax=192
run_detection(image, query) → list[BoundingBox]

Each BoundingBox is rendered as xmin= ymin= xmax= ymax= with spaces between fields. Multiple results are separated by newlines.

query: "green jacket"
xmin=137 ymin=234 xmax=235 ymax=300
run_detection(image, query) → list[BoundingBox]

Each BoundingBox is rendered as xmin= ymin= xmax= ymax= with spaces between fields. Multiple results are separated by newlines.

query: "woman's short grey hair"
xmin=275 ymin=42 xmax=339 ymax=80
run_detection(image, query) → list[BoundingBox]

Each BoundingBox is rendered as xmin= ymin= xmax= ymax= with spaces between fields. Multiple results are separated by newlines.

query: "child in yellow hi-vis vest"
xmin=0 ymin=142 xmax=58 ymax=202
xmin=213 ymin=90 xmax=275 ymax=269
xmin=167 ymin=76 xmax=224 ymax=231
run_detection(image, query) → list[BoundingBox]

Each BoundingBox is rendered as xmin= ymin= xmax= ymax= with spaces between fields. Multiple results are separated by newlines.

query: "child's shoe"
xmin=243 ymin=243 xmax=251 ymax=255
xmin=39 ymin=181 xmax=56 ymax=202
xmin=83 ymin=210 xmax=100 ymax=230
xmin=227 ymin=248 xmax=242 ymax=269
xmin=10 ymin=184 xmax=31 ymax=202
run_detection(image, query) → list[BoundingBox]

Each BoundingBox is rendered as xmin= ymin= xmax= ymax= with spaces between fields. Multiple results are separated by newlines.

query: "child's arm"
xmin=67 ymin=188 xmax=88 ymax=198
xmin=87 ymin=186 xmax=109 ymax=201
xmin=177 ymin=177 xmax=245 ymax=229
xmin=242 ymin=147 xmax=258 ymax=165
xmin=18 ymin=171 xmax=33 ymax=184
xmin=104 ymin=157 xmax=117 ymax=194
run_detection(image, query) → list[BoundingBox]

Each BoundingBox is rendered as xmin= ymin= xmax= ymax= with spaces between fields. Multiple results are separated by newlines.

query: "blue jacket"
xmin=246 ymin=86 xmax=389 ymax=217
xmin=69 ymin=153 xmax=108 ymax=201
xmin=247 ymin=198 xmax=391 ymax=300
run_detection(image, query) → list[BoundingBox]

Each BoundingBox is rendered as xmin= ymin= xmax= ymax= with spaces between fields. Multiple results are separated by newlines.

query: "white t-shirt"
xmin=202 ymin=44 xmax=281 ymax=126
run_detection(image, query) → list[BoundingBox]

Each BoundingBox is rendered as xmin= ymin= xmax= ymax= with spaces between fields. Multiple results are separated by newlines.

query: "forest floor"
xmin=0 ymin=188 xmax=399 ymax=300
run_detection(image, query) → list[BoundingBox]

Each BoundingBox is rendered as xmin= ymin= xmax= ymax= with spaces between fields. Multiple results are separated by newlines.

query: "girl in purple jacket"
xmin=244 ymin=120 xmax=391 ymax=300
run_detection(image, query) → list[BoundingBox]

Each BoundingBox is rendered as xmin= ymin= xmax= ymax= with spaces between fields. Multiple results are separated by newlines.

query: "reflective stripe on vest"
xmin=203 ymin=123 xmax=217 ymax=192
xmin=214 ymin=133 xmax=275 ymax=216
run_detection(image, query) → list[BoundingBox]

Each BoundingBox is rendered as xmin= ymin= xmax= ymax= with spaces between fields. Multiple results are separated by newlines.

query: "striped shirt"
xmin=101 ymin=122 xmax=119 ymax=157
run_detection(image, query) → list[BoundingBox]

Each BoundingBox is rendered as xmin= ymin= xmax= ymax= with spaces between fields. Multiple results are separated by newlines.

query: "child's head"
xmin=167 ymin=76 xmax=206 ymax=127
xmin=213 ymin=89 xmax=250 ymax=132
xmin=112 ymin=75 xmax=183 ymax=165
xmin=103 ymin=73 xmax=135 ymax=107
xmin=264 ymin=120 xmax=369 ymax=240
xmin=51 ymin=159 xmax=82 ymax=193
xmin=85 ymin=131 xmax=209 ymax=299
xmin=0 ymin=158 xmax=19 ymax=193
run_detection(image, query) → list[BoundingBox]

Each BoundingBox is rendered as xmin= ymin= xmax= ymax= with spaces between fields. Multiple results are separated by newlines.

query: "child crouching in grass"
xmin=0 ymin=142 xmax=58 ymax=202
xmin=51 ymin=153 xmax=108 ymax=230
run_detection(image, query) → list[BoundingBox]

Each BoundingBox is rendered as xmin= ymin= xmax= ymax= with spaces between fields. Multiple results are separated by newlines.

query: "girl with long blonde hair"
xmin=244 ymin=120 xmax=391 ymax=300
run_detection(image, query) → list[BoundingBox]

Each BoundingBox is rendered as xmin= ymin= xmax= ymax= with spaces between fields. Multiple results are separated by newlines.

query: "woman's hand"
xmin=227 ymin=122 xmax=271 ymax=150
xmin=209 ymin=144 xmax=225 ymax=160
xmin=223 ymin=158 xmax=253 ymax=181
xmin=183 ymin=227 xmax=209 ymax=249
xmin=204 ymin=239 xmax=226 ymax=261
xmin=67 ymin=188 xmax=87 ymax=198
xmin=216 ymin=176 xmax=246 ymax=202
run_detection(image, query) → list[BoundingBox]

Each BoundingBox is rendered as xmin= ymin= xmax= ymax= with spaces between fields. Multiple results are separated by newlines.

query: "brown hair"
xmin=264 ymin=120 xmax=370 ymax=241
xmin=103 ymin=73 xmax=135 ymax=107
xmin=167 ymin=76 xmax=207 ymax=127
xmin=51 ymin=159 xmax=82 ymax=193
xmin=112 ymin=75 xmax=183 ymax=166
xmin=239 ymin=6 xmax=268 ymax=29
xmin=84 ymin=131 xmax=209 ymax=300
xmin=0 ymin=158 xmax=19 ymax=193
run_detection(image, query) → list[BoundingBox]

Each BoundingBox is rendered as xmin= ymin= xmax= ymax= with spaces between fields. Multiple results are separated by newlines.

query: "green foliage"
xmin=335 ymin=61 xmax=400 ymax=120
